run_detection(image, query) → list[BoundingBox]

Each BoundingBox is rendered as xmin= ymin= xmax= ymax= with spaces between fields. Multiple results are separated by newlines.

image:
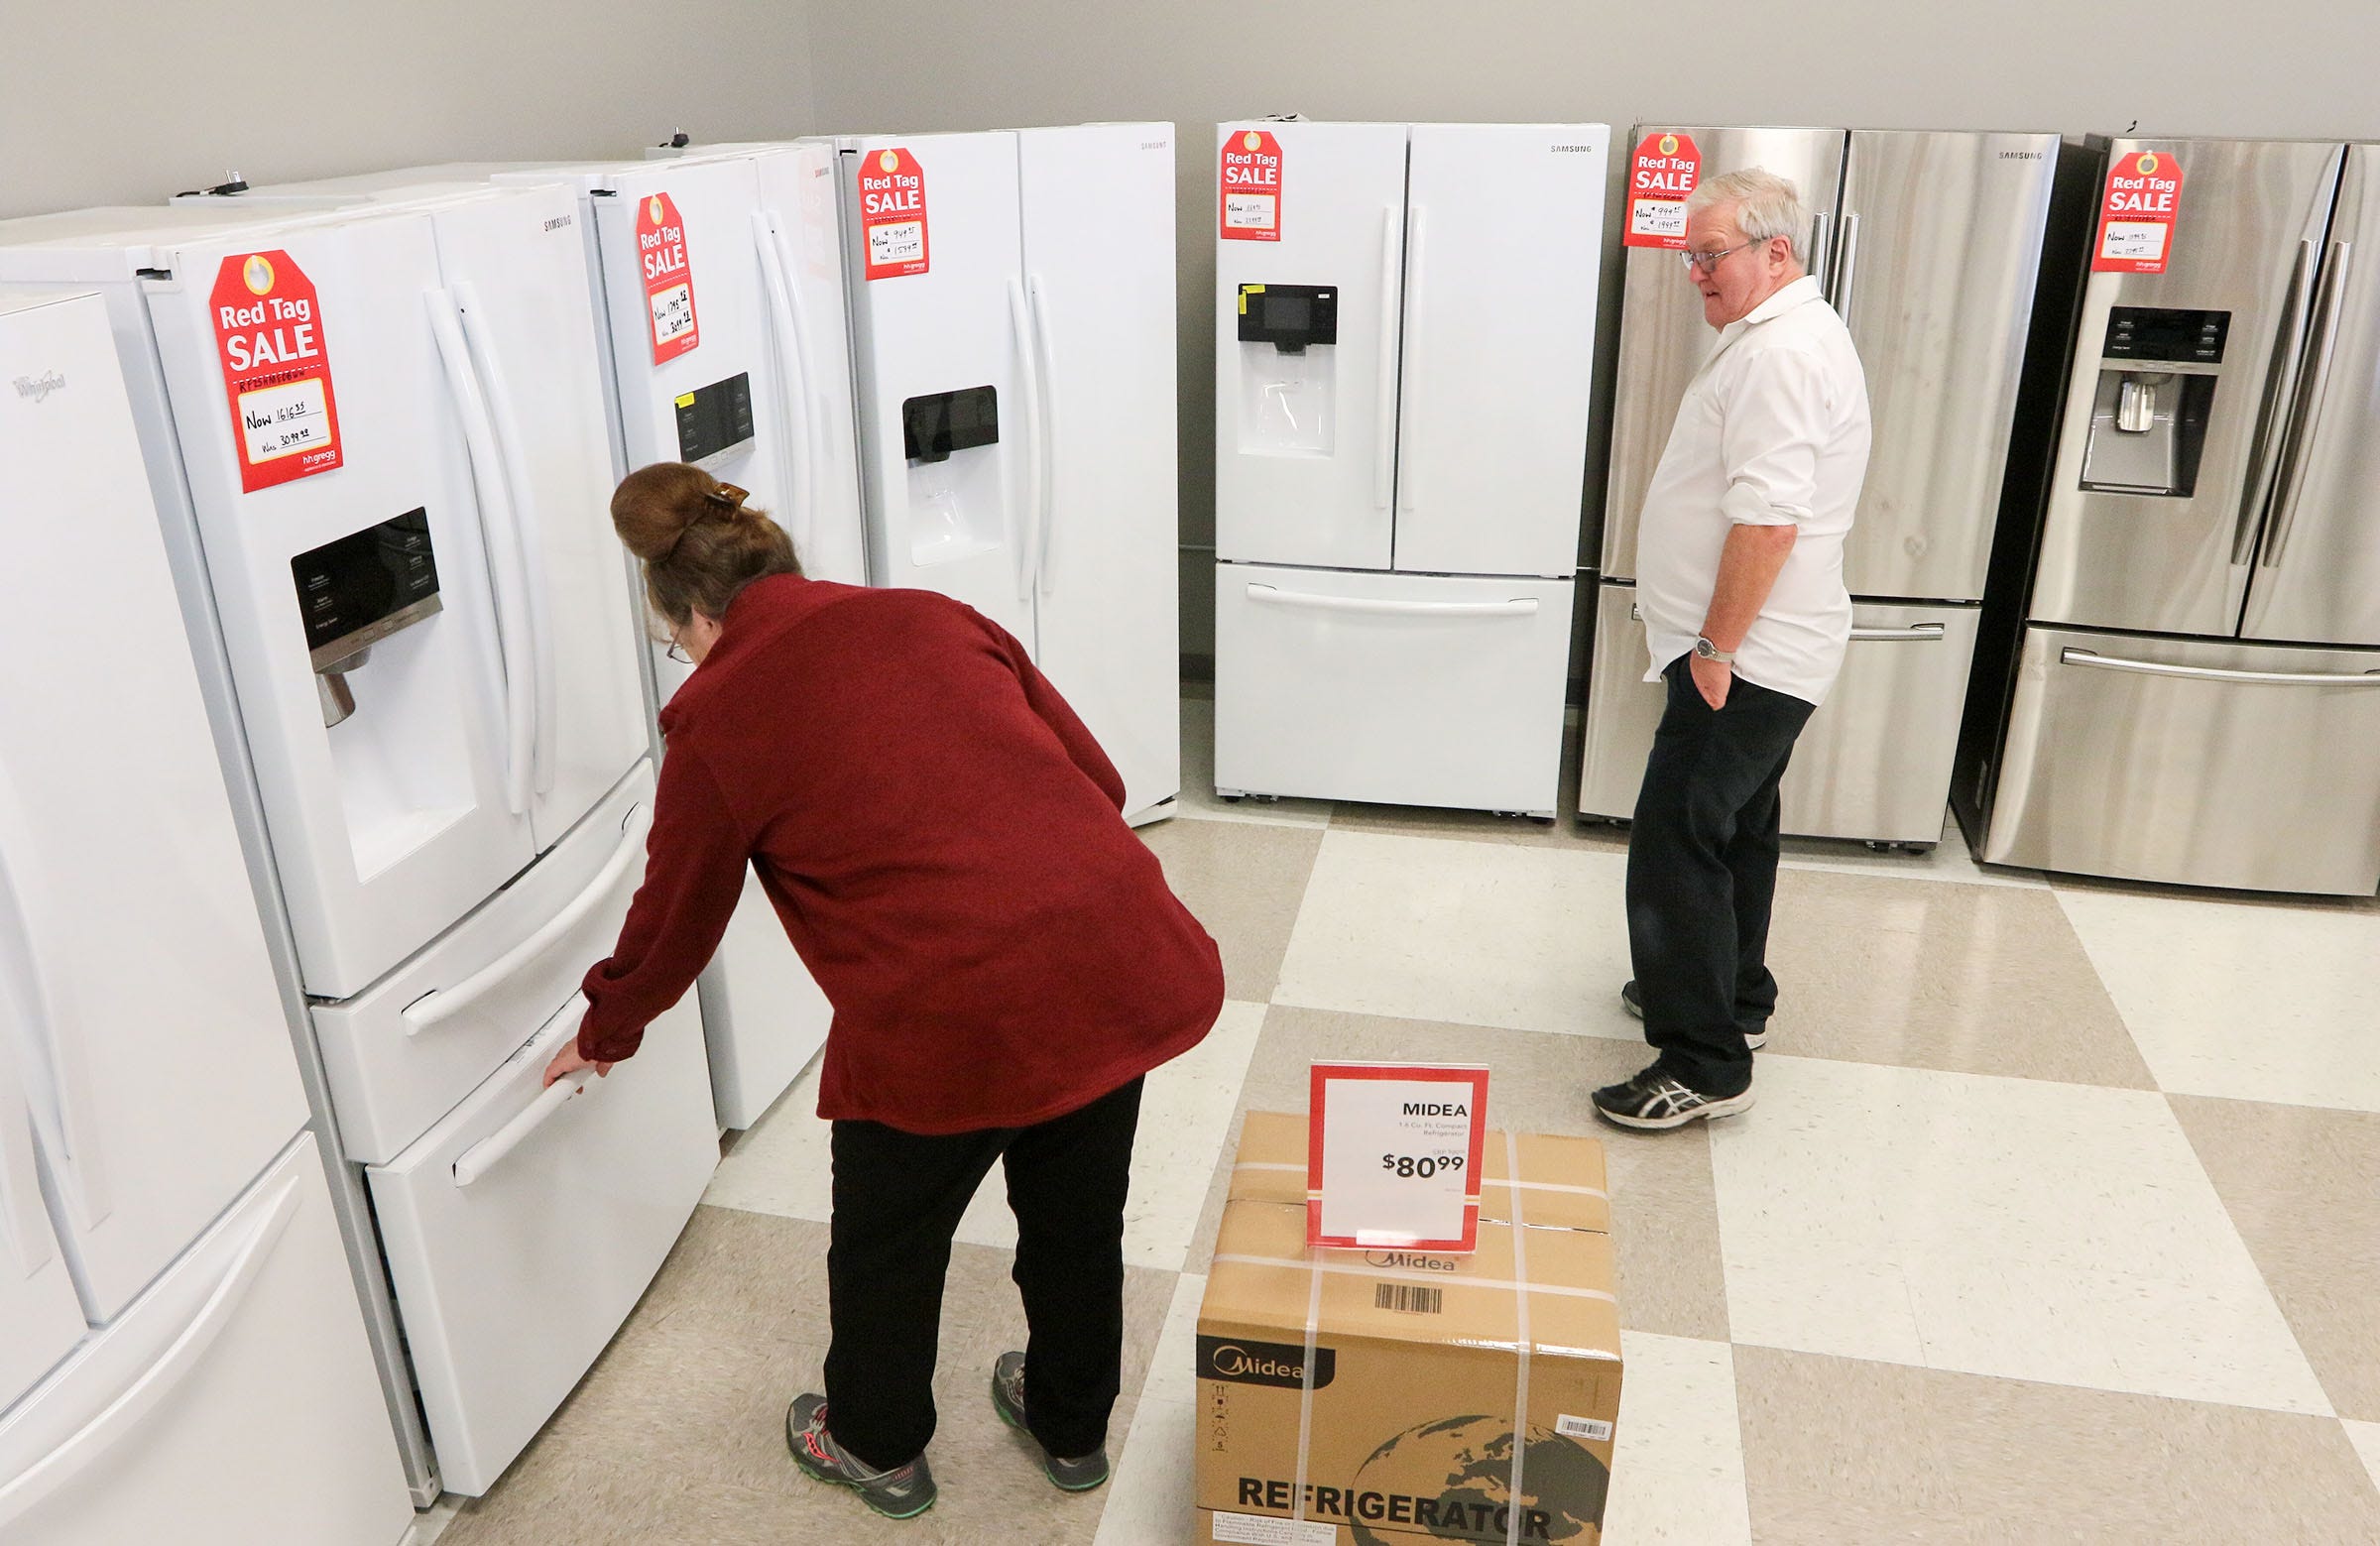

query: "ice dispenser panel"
xmin=1237 ymin=284 xmax=1337 ymax=457
xmin=2080 ymin=308 xmax=2226 ymax=497
xmin=292 ymin=510 xmax=442 ymax=728
xmin=674 ymin=372 xmax=756 ymax=468
xmin=900 ymin=386 xmax=1005 ymax=566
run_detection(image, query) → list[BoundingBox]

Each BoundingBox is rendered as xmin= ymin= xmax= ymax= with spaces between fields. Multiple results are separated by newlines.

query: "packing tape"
xmin=1292 ymin=1248 xmax=1324 ymax=1529
xmin=1234 ymin=1159 xmax=1611 ymax=1203
xmin=1503 ymin=1130 xmax=1530 ymax=1546
xmin=1208 ymin=1254 xmax=1614 ymax=1305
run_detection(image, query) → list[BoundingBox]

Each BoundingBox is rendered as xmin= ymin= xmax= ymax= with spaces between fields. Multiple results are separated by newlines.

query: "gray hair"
xmin=1687 ymin=168 xmax=1806 ymax=265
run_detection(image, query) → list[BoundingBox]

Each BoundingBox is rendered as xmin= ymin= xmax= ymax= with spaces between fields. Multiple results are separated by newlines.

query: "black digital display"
xmin=675 ymin=372 xmax=757 ymax=465
xmin=902 ymin=386 xmax=1001 ymax=463
xmin=1237 ymin=284 xmax=1337 ymax=352
xmin=2104 ymin=306 xmax=2229 ymax=364
xmin=292 ymin=510 xmax=442 ymax=667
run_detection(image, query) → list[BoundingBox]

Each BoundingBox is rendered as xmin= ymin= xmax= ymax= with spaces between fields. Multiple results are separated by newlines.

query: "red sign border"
xmin=1624 ymin=131 xmax=1702 ymax=252
xmin=637 ymin=189 xmax=702 ymax=364
xmin=859 ymin=146 xmax=932 ymax=282
xmin=209 ymin=248 xmax=344 ymax=495
xmin=1306 ymin=1062 xmax=1491 ymax=1253
xmin=2092 ymin=150 xmax=2187 ymax=276
xmin=1219 ymin=127 xmax=1284 ymax=243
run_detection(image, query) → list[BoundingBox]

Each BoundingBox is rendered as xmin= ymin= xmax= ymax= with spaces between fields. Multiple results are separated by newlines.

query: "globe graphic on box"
xmin=1348 ymin=1417 xmax=1607 ymax=1544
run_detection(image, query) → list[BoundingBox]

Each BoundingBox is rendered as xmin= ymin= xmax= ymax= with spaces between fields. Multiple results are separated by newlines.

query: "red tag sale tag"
xmin=2093 ymin=151 xmax=2186 ymax=275
xmin=209 ymin=250 xmax=343 ymax=494
xmin=637 ymin=191 xmax=701 ymax=363
xmin=1624 ymin=132 xmax=1702 ymax=250
xmin=1307 ymin=1062 xmax=1490 ymax=1252
xmin=1220 ymin=128 xmax=1283 ymax=242
xmin=859 ymin=148 xmax=931 ymax=281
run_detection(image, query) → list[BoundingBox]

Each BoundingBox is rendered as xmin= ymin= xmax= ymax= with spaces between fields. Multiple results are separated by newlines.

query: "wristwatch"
xmin=1693 ymin=636 xmax=1736 ymax=664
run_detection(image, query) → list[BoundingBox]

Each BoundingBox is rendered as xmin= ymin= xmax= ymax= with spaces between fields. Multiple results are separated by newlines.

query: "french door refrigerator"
xmin=1967 ymin=137 xmax=2380 ymax=894
xmin=188 ymin=150 xmax=864 ymax=1126
xmin=835 ymin=124 xmax=1182 ymax=824
xmin=1212 ymin=120 xmax=1607 ymax=817
xmin=0 ymin=195 xmax=721 ymax=1495
xmin=1579 ymin=126 xmax=2065 ymax=847
xmin=0 ymin=288 xmax=411 ymax=1542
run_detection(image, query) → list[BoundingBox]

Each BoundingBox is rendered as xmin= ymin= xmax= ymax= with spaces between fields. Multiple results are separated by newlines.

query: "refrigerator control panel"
xmin=674 ymin=373 xmax=757 ymax=468
xmin=1237 ymin=284 xmax=1337 ymax=353
xmin=2103 ymin=307 xmax=2230 ymax=365
xmin=292 ymin=510 xmax=443 ymax=671
xmin=902 ymin=386 xmax=1000 ymax=464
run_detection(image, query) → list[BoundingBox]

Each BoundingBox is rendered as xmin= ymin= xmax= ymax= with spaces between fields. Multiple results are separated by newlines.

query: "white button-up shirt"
xmin=1634 ymin=274 xmax=1871 ymax=707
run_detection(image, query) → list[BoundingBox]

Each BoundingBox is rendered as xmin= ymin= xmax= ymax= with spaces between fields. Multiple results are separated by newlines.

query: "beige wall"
xmin=0 ymin=0 xmax=819 ymax=220
xmin=804 ymin=0 xmax=2380 ymax=657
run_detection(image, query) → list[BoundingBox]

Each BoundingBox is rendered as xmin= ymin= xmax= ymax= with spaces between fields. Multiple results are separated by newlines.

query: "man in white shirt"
xmin=1593 ymin=168 xmax=1871 ymax=1131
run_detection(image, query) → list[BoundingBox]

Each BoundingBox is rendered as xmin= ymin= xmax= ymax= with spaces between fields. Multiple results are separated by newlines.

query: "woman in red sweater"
xmin=544 ymin=463 xmax=1223 ymax=1519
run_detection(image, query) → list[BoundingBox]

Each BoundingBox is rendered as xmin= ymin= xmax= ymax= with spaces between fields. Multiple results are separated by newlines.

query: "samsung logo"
xmin=1141 ymin=140 xmax=1170 ymax=151
xmin=1551 ymin=145 xmax=1598 ymax=153
xmin=542 ymin=214 xmax=574 ymax=232
xmin=13 ymin=371 xmax=65 ymax=403
xmin=2000 ymin=151 xmax=2047 ymax=160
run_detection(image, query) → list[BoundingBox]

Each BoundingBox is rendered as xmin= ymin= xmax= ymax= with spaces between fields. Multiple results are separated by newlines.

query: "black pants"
xmin=821 ymin=1077 xmax=1142 ymax=1471
xmin=1625 ymin=657 xmax=1817 ymax=1099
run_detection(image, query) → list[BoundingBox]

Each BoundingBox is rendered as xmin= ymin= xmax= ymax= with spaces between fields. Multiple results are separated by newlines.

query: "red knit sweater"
xmin=576 ymin=574 xmax=1222 ymax=1133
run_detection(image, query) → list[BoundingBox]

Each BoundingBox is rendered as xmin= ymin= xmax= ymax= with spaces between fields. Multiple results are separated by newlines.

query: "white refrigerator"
xmin=834 ymin=124 xmax=1183 ymax=824
xmin=205 ymin=151 xmax=865 ymax=1130
xmin=0 ymin=196 xmax=723 ymax=1495
xmin=0 ymin=288 xmax=411 ymax=1542
xmin=1212 ymin=121 xmax=1608 ymax=816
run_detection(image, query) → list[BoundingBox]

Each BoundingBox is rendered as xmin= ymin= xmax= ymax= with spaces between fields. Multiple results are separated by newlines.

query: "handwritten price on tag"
xmin=1379 ymin=1152 xmax=1467 ymax=1181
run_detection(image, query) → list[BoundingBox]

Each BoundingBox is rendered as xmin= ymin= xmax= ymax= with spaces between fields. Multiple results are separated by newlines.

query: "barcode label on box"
xmin=1556 ymin=1413 xmax=1614 ymax=1442
xmin=1374 ymin=1283 xmax=1443 ymax=1315
xmin=1212 ymin=1510 xmax=1337 ymax=1544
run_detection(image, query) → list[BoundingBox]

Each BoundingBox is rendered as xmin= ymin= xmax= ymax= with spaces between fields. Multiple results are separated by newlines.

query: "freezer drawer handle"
xmin=403 ymin=803 xmax=653 ymax=1036
xmin=0 ymin=1168 xmax=302 ymax=1531
xmin=2059 ymin=647 xmax=2380 ymax=687
xmin=453 ymin=1035 xmax=600 ymax=1187
xmin=1849 ymin=623 xmax=1948 ymax=643
xmin=1247 ymin=583 xmax=1537 ymax=619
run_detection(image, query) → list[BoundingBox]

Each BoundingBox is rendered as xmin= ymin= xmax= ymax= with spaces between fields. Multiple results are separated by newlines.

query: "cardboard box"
xmin=1196 ymin=1116 xmax=1621 ymax=1546
xmin=1227 ymin=1111 xmax=1612 ymax=1235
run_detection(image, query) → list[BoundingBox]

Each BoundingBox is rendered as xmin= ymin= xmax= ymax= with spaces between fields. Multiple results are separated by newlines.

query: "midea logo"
xmin=13 ymin=371 xmax=65 ymax=403
xmin=1197 ymin=1334 xmax=1338 ymax=1390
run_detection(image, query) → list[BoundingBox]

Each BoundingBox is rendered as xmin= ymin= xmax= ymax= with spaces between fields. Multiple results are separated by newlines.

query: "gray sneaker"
xmin=785 ymin=1394 xmax=937 ymax=1518
xmin=990 ymin=1352 xmax=1111 ymax=1491
xmin=1620 ymin=981 xmax=1767 ymax=1051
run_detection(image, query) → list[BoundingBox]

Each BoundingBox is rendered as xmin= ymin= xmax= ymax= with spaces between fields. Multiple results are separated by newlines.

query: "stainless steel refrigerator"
xmin=1579 ymin=125 xmax=2069 ymax=848
xmin=1965 ymin=137 xmax=2380 ymax=895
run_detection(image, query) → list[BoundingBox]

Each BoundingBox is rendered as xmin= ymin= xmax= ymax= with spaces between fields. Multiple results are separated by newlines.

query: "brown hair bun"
xmin=611 ymin=462 xmax=801 ymax=628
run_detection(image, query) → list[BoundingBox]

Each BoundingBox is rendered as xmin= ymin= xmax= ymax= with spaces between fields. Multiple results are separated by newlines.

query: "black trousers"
xmin=821 ymin=1077 xmax=1142 ymax=1471
xmin=1625 ymin=657 xmax=1817 ymax=1099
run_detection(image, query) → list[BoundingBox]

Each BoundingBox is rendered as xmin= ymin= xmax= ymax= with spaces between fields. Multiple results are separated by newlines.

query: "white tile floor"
xmin=416 ymin=697 xmax=2380 ymax=1544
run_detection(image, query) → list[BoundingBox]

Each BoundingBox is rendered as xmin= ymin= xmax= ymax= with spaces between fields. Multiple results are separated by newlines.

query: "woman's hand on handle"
xmin=543 ymin=1041 xmax=615 ymax=1089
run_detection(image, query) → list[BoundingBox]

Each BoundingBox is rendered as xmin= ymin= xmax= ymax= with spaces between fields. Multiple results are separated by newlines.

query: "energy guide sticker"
xmin=1220 ymin=129 xmax=1283 ymax=241
xmin=210 ymin=250 xmax=343 ymax=493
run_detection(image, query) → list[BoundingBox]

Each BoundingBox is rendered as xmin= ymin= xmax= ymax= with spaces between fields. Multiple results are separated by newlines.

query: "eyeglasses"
xmin=1679 ymin=240 xmax=1763 ymax=275
xmin=665 ymin=628 xmax=693 ymax=665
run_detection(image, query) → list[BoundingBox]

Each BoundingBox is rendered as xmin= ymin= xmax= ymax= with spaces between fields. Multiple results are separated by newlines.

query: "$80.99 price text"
xmin=1379 ymin=1152 xmax=1466 ymax=1180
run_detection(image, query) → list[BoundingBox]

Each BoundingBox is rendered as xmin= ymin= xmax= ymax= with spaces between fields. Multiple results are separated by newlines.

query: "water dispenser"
xmin=292 ymin=510 xmax=443 ymax=729
xmin=2080 ymin=306 xmax=2227 ymax=497
xmin=1236 ymin=283 xmax=1338 ymax=456
xmin=901 ymin=384 xmax=1003 ymax=566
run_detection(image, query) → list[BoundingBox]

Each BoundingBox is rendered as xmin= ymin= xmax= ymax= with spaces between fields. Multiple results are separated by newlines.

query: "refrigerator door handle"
xmin=2059 ymin=647 xmax=2380 ymax=687
xmin=752 ymin=212 xmax=821 ymax=560
xmin=451 ymin=1013 xmax=600 ymax=1187
xmin=427 ymin=289 xmax=538 ymax=818
xmin=2261 ymin=240 xmax=2354 ymax=571
xmin=1396 ymin=205 xmax=1425 ymax=515
xmin=0 ymin=1043 xmax=56 ymax=1279
xmin=0 ymin=1168 xmax=302 ymax=1532
xmin=0 ymin=759 xmax=109 ymax=1229
xmin=452 ymin=282 xmax=558 ymax=800
xmin=1247 ymin=583 xmax=1538 ymax=620
xmin=1372 ymin=203 xmax=1399 ymax=512
xmin=1829 ymin=213 xmax=1861 ymax=314
xmin=1806 ymin=212 xmax=1835 ymax=300
xmin=1006 ymin=277 xmax=1048 ymax=606
xmin=401 ymin=802 xmax=653 ymax=1037
xmin=1026 ymin=274 xmax=1061 ymax=596
xmin=1849 ymin=622 xmax=1949 ymax=643
xmin=2233 ymin=239 xmax=2320 ymax=566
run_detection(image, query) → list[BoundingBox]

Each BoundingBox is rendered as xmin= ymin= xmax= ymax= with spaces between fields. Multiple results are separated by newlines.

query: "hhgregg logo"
xmin=1198 ymin=1335 xmax=1337 ymax=1389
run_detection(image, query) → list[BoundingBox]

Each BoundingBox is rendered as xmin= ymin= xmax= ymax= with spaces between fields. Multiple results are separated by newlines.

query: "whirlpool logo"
xmin=13 ymin=371 xmax=65 ymax=403
xmin=1198 ymin=1335 xmax=1338 ymax=1390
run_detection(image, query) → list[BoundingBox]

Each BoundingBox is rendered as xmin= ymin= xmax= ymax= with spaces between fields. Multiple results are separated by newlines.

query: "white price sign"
xmin=1307 ymin=1062 xmax=1488 ymax=1252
